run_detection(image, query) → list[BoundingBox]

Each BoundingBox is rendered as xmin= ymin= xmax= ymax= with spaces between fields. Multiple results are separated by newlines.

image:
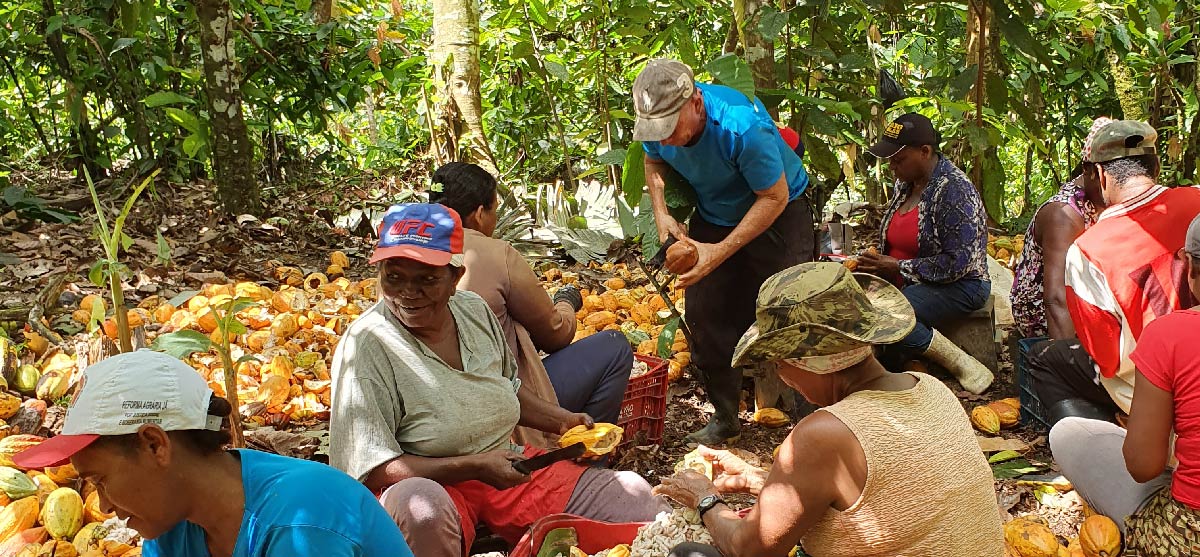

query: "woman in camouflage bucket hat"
xmin=654 ymin=262 xmax=1006 ymax=557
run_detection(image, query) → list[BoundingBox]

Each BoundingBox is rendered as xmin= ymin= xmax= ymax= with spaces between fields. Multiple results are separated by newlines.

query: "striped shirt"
xmin=1064 ymin=185 xmax=1200 ymax=412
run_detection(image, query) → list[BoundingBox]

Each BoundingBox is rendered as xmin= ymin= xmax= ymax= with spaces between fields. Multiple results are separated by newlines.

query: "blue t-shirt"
xmin=143 ymin=449 xmax=412 ymax=557
xmin=643 ymin=83 xmax=809 ymax=227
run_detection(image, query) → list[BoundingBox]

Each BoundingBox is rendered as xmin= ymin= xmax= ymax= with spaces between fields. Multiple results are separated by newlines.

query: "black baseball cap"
xmin=869 ymin=113 xmax=940 ymax=158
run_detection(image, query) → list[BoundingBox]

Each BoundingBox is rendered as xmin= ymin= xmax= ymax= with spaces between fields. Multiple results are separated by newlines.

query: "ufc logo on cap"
xmin=387 ymin=219 xmax=436 ymax=237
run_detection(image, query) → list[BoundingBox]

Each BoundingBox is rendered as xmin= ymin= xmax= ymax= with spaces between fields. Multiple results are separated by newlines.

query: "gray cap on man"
xmin=631 ymin=59 xmax=696 ymax=142
xmin=1187 ymin=213 xmax=1200 ymax=258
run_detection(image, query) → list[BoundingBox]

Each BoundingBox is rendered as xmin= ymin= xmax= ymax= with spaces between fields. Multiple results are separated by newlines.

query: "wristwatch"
xmin=696 ymin=494 xmax=726 ymax=520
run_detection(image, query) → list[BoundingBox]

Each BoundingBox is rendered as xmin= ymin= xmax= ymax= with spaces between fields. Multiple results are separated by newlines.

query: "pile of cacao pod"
xmin=988 ymin=234 xmax=1025 ymax=270
xmin=1004 ymin=513 xmax=1120 ymax=557
xmin=539 ymin=262 xmax=691 ymax=382
xmin=970 ymin=398 xmax=1021 ymax=435
xmin=8 ymin=252 xmax=369 ymax=431
xmin=0 ymin=435 xmax=137 ymax=557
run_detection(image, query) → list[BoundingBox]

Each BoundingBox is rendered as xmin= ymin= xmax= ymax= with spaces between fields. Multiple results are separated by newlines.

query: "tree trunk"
xmin=431 ymin=0 xmax=497 ymax=175
xmin=1107 ymin=50 xmax=1145 ymax=121
xmin=195 ymin=0 xmax=261 ymax=215
xmin=732 ymin=0 xmax=777 ymax=100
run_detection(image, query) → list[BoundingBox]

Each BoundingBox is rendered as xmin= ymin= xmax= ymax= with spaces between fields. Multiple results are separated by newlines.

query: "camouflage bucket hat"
xmin=731 ymin=262 xmax=916 ymax=367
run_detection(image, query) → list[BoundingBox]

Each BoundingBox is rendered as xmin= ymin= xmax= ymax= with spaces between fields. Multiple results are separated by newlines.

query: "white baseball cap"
xmin=14 ymin=350 xmax=222 ymax=468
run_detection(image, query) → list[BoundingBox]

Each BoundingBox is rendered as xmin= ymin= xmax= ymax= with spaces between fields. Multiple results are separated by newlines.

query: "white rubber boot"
xmin=922 ymin=330 xmax=994 ymax=395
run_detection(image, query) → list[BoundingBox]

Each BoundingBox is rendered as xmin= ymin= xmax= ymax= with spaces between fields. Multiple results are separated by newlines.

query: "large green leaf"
xmin=622 ymin=142 xmax=647 ymax=207
xmin=143 ymin=91 xmax=194 ymax=108
xmin=704 ymin=54 xmax=755 ymax=102
xmin=981 ymin=150 xmax=1007 ymax=223
xmin=756 ymin=7 xmax=789 ymax=42
xmin=151 ymin=330 xmax=213 ymax=359
xmin=948 ymin=65 xmax=979 ymax=100
xmin=657 ymin=315 xmax=680 ymax=358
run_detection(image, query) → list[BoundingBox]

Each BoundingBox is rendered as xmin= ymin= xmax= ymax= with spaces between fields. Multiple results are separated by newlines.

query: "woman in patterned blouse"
xmin=858 ymin=113 xmax=994 ymax=395
xmin=1010 ymin=118 xmax=1109 ymax=340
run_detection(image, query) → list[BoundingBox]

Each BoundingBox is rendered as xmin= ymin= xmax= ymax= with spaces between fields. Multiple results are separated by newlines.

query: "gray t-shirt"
xmin=329 ymin=291 xmax=521 ymax=482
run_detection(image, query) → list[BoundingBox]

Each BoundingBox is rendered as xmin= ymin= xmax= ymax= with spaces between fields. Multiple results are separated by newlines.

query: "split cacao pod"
xmin=603 ymin=278 xmax=626 ymax=290
xmin=0 ymin=393 xmax=22 ymax=420
xmin=35 ymin=372 xmax=70 ymax=403
xmin=35 ymin=540 xmax=76 ymax=557
xmin=82 ymin=491 xmax=112 ymax=524
xmin=330 ymin=251 xmax=350 ymax=269
xmin=0 ymin=528 xmax=48 ymax=557
xmin=43 ymin=464 xmax=78 ymax=486
xmin=559 ymin=423 xmax=624 ymax=457
xmin=71 ymin=523 xmax=107 ymax=555
xmin=582 ymin=311 xmax=618 ymax=329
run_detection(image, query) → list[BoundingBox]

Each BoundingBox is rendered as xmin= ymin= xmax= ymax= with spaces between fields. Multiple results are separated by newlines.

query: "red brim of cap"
xmin=13 ymin=434 xmax=100 ymax=469
xmin=369 ymin=244 xmax=454 ymax=266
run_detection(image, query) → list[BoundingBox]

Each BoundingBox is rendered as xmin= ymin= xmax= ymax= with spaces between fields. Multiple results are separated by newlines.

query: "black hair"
xmin=1068 ymin=163 xmax=1084 ymax=181
xmin=1095 ymin=154 xmax=1160 ymax=186
xmin=94 ymin=395 xmax=233 ymax=456
xmin=427 ymin=162 xmax=498 ymax=221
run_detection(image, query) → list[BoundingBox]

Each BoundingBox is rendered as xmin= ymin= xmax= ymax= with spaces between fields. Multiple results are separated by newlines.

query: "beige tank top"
xmin=800 ymin=373 xmax=1006 ymax=557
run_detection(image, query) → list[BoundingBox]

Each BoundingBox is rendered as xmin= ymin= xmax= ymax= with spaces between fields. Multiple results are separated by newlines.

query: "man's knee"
xmin=379 ymin=477 xmax=457 ymax=528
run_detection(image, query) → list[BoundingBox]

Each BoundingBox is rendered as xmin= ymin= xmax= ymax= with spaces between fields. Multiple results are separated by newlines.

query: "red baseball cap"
xmin=369 ymin=203 xmax=465 ymax=266
xmin=778 ymin=126 xmax=800 ymax=151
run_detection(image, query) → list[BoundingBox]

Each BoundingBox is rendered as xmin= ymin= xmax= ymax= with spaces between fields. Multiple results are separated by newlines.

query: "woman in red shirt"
xmin=1049 ymin=214 xmax=1200 ymax=552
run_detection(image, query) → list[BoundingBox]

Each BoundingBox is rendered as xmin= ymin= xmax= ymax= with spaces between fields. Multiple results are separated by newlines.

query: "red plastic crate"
xmin=616 ymin=355 xmax=669 ymax=455
xmin=511 ymin=514 xmax=646 ymax=557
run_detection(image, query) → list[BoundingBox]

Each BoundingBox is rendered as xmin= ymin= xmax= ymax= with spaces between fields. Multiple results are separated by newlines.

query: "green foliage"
xmin=1 ymin=186 xmax=79 ymax=223
xmin=0 ymin=0 xmax=1196 ymax=229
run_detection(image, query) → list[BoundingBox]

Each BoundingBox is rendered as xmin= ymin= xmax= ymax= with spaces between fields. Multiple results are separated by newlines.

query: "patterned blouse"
xmin=1010 ymin=178 xmax=1098 ymax=338
xmin=878 ymin=156 xmax=990 ymax=285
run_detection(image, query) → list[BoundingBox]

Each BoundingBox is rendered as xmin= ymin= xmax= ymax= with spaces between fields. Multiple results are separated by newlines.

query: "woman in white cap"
xmin=13 ymin=349 xmax=413 ymax=557
xmin=653 ymin=262 xmax=1004 ymax=557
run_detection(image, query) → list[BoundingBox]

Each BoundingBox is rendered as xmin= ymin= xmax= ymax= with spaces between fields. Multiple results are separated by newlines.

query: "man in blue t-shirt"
xmin=632 ymin=59 xmax=815 ymax=444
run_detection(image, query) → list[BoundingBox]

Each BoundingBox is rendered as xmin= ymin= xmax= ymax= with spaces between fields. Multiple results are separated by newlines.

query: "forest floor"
xmin=1 ymin=174 xmax=1086 ymax=545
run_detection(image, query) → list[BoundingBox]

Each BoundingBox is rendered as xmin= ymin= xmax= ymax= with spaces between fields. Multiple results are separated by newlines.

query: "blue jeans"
xmin=543 ymin=331 xmax=634 ymax=424
xmin=884 ymin=279 xmax=991 ymax=362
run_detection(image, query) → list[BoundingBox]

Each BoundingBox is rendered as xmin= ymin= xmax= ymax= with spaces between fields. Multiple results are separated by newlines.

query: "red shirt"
xmin=886 ymin=207 xmax=920 ymax=261
xmin=1131 ymin=309 xmax=1200 ymax=509
xmin=1064 ymin=186 xmax=1200 ymax=410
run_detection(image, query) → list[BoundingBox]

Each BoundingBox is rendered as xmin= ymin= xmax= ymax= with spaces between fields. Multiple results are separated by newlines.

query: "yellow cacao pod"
xmin=40 ymin=488 xmax=84 ymax=540
xmin=78 ymin=296 xmax=104 ymax=316
xmin=0 ymin=497 xmax=41 ymax=544
xmin=674 ymin=351 xmax=691 ymax=367
xmin=559 ymin=423 xmax=624 ymax=457
xmin=303 ymin=273 xmax=329 ymax=292
xmin=24 ymin=334 xmax=48 ymax=357
xmin=583 ymin=311 xmax=618 ymax=329
xmin=607 ymin=545 xmax=631 ymax=557
xmin=271 ymin=313 xmax=300 ymax=340
xmin=971 ymin=406 xmax=1002 ymax=435
xmin=988 ymin=401 xmax=1020 ymax=428
xmin=36 ymin=540 xmax=76 ymax=557
xmin=635 ymin=339 xmax=657 ymax=356
xmin=71 ymin=523 xmax=107 ymax=555
xmin=0 ymin=436 xmax=46 ymax=469
xmin=1004 ymin=518 xmax=1060 ymax=557
xmin=330 ymin=251 xmax=350 ymax=269
xmin=258 ymin=376 xmax=290 ymax=410
xmin=0 ymin=392 xmax=21 ymax=420
xmin=70 ymin=310 xmax=92 ymax=325
xmin=273 ymin=266 xmax=304 ymax=287
xmin=82 ymin=490 xmax=113 ymax=524
xmin=1066 ymin=538 xmax=1084 ymax=557
xmin=999 ymin=397 xmax=1020 ymax=410
xmin=752 ymin=408 xmax=790 ymax=428
xmin=0 ymin=528 xmax=48 ymax=557
xmin=30 ymin=473 xmax=57 ymax=506
xmin=603 ymin=278 xmax=626 ymax=290
xmin=35 ymin=372 xmax=70 ymax=403
xmin=43 ymin=464 xmax=78 ymax=487
xmin=1079 ymin=515 xmax=1121 ymax=557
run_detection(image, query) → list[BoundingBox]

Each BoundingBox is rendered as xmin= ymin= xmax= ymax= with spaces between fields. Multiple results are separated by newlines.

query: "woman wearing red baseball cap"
xmin=328 ymin=203 xmax=665 ymax=557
